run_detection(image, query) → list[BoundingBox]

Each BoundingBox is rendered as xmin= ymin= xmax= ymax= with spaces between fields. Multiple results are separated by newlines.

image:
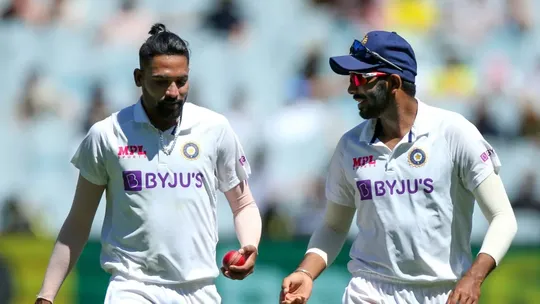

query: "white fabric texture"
xmin=70 ymin=101 xmax=251 ymax=284
xmin=324 ymin=100 xmax=503 ymax=283
xmin=306 ymin=201 xmax=355 ymax=265
xmin=473 ymin=172 xmax=518 ymax=265
xmin=225 ymin=181 xmax=262 ymax=248
xmin=342 ymin=273 xmax=453 ymax=304
xmin=104 ymin=274 xmax=221 ymax=304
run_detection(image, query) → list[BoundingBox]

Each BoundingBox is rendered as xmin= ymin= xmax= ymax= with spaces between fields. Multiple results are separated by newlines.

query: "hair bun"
xmin=149 ymin=23 xmax=167 ymax=35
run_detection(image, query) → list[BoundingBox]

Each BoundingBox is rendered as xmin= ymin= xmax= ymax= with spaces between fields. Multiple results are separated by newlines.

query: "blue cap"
xmin=329 ymin=31 xmax=417 ymax=83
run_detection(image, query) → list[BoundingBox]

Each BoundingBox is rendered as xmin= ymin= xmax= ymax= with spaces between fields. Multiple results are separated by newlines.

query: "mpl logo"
xmin=122 ymin=171 xmax=204 ymax=191
xmin=118 ymin=145 xmax=147 ymax=159
xmin=356 ymin=178 xmax=434 ymax=201
xmin=353 ymin=155 xmax=376 ymax=169
xmin=239 ymin=156 xmax=247 ymax=166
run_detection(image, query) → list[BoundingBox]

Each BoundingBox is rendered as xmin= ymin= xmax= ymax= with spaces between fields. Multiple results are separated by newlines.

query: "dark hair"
xmin=384 ymin=76 xmax=416 ymax=97
xmin=402 ymin=81 xmax=416 ymax=97
xmin=138 ymin=23 xmax=190 ymax=67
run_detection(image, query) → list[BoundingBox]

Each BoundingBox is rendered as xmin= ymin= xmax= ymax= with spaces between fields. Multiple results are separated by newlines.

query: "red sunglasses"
xmin=349 ymin=72 xmax=387 ymax=86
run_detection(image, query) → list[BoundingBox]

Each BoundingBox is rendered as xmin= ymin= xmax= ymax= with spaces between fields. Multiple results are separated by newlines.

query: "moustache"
xmin=160 ymin=98 xmax=184 ymax=105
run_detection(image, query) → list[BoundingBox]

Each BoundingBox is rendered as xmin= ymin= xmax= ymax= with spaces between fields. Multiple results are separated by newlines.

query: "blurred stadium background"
xmin=0 ymin=0 xmax=539 ymax=303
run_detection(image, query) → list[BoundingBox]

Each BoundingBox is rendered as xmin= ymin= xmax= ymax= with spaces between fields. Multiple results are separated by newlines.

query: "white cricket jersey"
xmin=71 ymin=100 xmax=251 ymax=285
xmin=326 ymin=100 xmax=500 ymax=283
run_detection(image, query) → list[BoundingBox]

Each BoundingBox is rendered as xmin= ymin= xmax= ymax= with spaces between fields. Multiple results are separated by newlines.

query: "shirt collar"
xmin=359 ymin=98 xmax=431 ymax=144
xmin=133 ymin=98 xmax=198 ymax=131
xmin=133 ymin=98 xmax=151 ymax=124
xmin=410 ymin=99 xmax=431 ymax=138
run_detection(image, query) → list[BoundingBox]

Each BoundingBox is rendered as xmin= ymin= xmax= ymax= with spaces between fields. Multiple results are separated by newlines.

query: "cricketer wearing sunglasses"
xmin=280 ymin=31 xmax=517 ymax=304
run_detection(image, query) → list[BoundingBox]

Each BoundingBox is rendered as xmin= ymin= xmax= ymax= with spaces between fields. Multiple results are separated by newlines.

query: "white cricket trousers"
xmin=342 ymin=273 xmax=454 ymax=304
xmin=104 ymin=274 xmax=221 ymax=304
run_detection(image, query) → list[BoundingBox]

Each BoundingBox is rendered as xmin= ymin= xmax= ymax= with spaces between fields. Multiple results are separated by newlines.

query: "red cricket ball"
xmin=222 ymin=250 xmax=246 ymax=269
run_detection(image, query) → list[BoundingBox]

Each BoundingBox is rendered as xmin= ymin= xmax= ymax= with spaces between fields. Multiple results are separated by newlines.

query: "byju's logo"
xmin=356 ymin=180 xmax=373 ymax=200
xmin=356 ymin=178 xmax=434 ymax=201
xmin=118 ymin=145 xmax=147 ymax=159
xmin=122 ymin=171 xmax=204 ymax=191
xmin=480 ymin=148 xmax=495 ymax=162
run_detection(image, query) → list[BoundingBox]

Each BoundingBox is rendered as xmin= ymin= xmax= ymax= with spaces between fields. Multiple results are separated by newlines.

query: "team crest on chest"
xmin=408 ymin=147 xmax=427 ymax=167
xmin=182 ymin=142 xmax=200 ymax=160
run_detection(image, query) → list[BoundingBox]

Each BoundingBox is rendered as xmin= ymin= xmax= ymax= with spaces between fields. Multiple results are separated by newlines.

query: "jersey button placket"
xmin=384 ymin=153 xmax=394 ymax=173
xmin=386 ymin=159 xmax=394 ymax=173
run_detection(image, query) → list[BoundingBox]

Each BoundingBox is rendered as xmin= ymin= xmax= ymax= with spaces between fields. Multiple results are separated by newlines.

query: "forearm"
xmin=477 ymin=210 xmax=517 ymax=266
xmin=459 ymin=172 xmax=517 ymax=288
xmin=463 ymin=253 xmax=496 ymax=284
xmin=226 ymin=181 xmax=262 ymax=248
xmin=305 ymin=220 xmax=349 ymax=267
xmin=300 ymin=225 xmax=349 ymax=280
xmin=474 ymin=172 xmax=517 ymax=266
xmin=296 ymin=252 xmax=328 ymax=280
xmin=298 ymin=201 xmax=354 ymax=280
xmin=38 ymin=217 xmax=91 ymax=301
xmin=233 ymin=203 xmax=262 ymax=248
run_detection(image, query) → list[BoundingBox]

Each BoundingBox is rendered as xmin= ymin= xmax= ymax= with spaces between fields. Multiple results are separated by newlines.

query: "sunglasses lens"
xmin=351 ymin=40 xmax=367 ymax=57
xmin=350 ymin=74 xmax=365 ymax=86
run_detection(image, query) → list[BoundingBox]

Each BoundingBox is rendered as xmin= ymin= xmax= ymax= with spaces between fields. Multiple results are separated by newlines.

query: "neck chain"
xmin=159 ymin=116 xmax=182 ymax=156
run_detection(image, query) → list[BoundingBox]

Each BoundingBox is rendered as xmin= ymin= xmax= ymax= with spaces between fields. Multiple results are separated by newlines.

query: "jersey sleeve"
xmin=216 ymin=119 xmax=251 ymax=192
xmin=447 ymin=116 xmax=501 ymax=192
xmin=70 ymin=122 xmax=109 ymax=186
xmin=326 ymin=137 xmax=355 ymax=207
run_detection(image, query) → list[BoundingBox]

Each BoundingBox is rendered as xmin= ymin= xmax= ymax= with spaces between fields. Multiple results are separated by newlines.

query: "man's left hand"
xmin=220 ymin=245 xmax=257 ymax=280
xmin=446 ymin=275 xmax=482 ymax=304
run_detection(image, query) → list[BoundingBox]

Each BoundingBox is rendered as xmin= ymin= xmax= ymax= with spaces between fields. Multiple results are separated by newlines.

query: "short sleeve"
xmin=70 ymin=122 xmax=109 ymax=186
xmin=325 ymin=137 xmax=355 ymax=207
xmin=447 ymin=117 xmax=501 ymax=192
xmin=216 ymin=120 xmax=251 ymax=192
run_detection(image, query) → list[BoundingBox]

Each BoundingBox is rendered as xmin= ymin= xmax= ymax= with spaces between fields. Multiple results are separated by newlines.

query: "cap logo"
xmin=361 ymin=35 xmax=368 ymax=45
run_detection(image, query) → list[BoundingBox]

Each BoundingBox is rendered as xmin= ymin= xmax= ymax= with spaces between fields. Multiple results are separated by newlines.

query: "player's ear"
xmin=134 ymin=68 xmax=143 ymax=87
xmin=389 ymin=74 xmax=401 ymax=93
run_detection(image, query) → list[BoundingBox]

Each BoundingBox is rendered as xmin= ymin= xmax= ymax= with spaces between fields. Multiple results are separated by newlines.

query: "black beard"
xmin=156 ymin=94 xmax=188 ymax=120
xmin=156 ymin=100 xmax=182 ymax=120
xmin=358 ymin=81 xmax=391 ymax=119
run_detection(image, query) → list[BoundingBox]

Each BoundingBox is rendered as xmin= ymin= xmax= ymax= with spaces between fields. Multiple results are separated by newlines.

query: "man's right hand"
xmin=280 ymin=272 xmax=314 ymax=304
xmin=35 ymin=298 xmax=52 ymax=304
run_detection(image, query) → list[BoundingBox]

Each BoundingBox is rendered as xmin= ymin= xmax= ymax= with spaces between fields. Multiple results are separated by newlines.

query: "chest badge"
xmin=408 ymin=147 xmax=427 ymax=167
xmin=182 ymin=142 xmax=200 ymax=160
